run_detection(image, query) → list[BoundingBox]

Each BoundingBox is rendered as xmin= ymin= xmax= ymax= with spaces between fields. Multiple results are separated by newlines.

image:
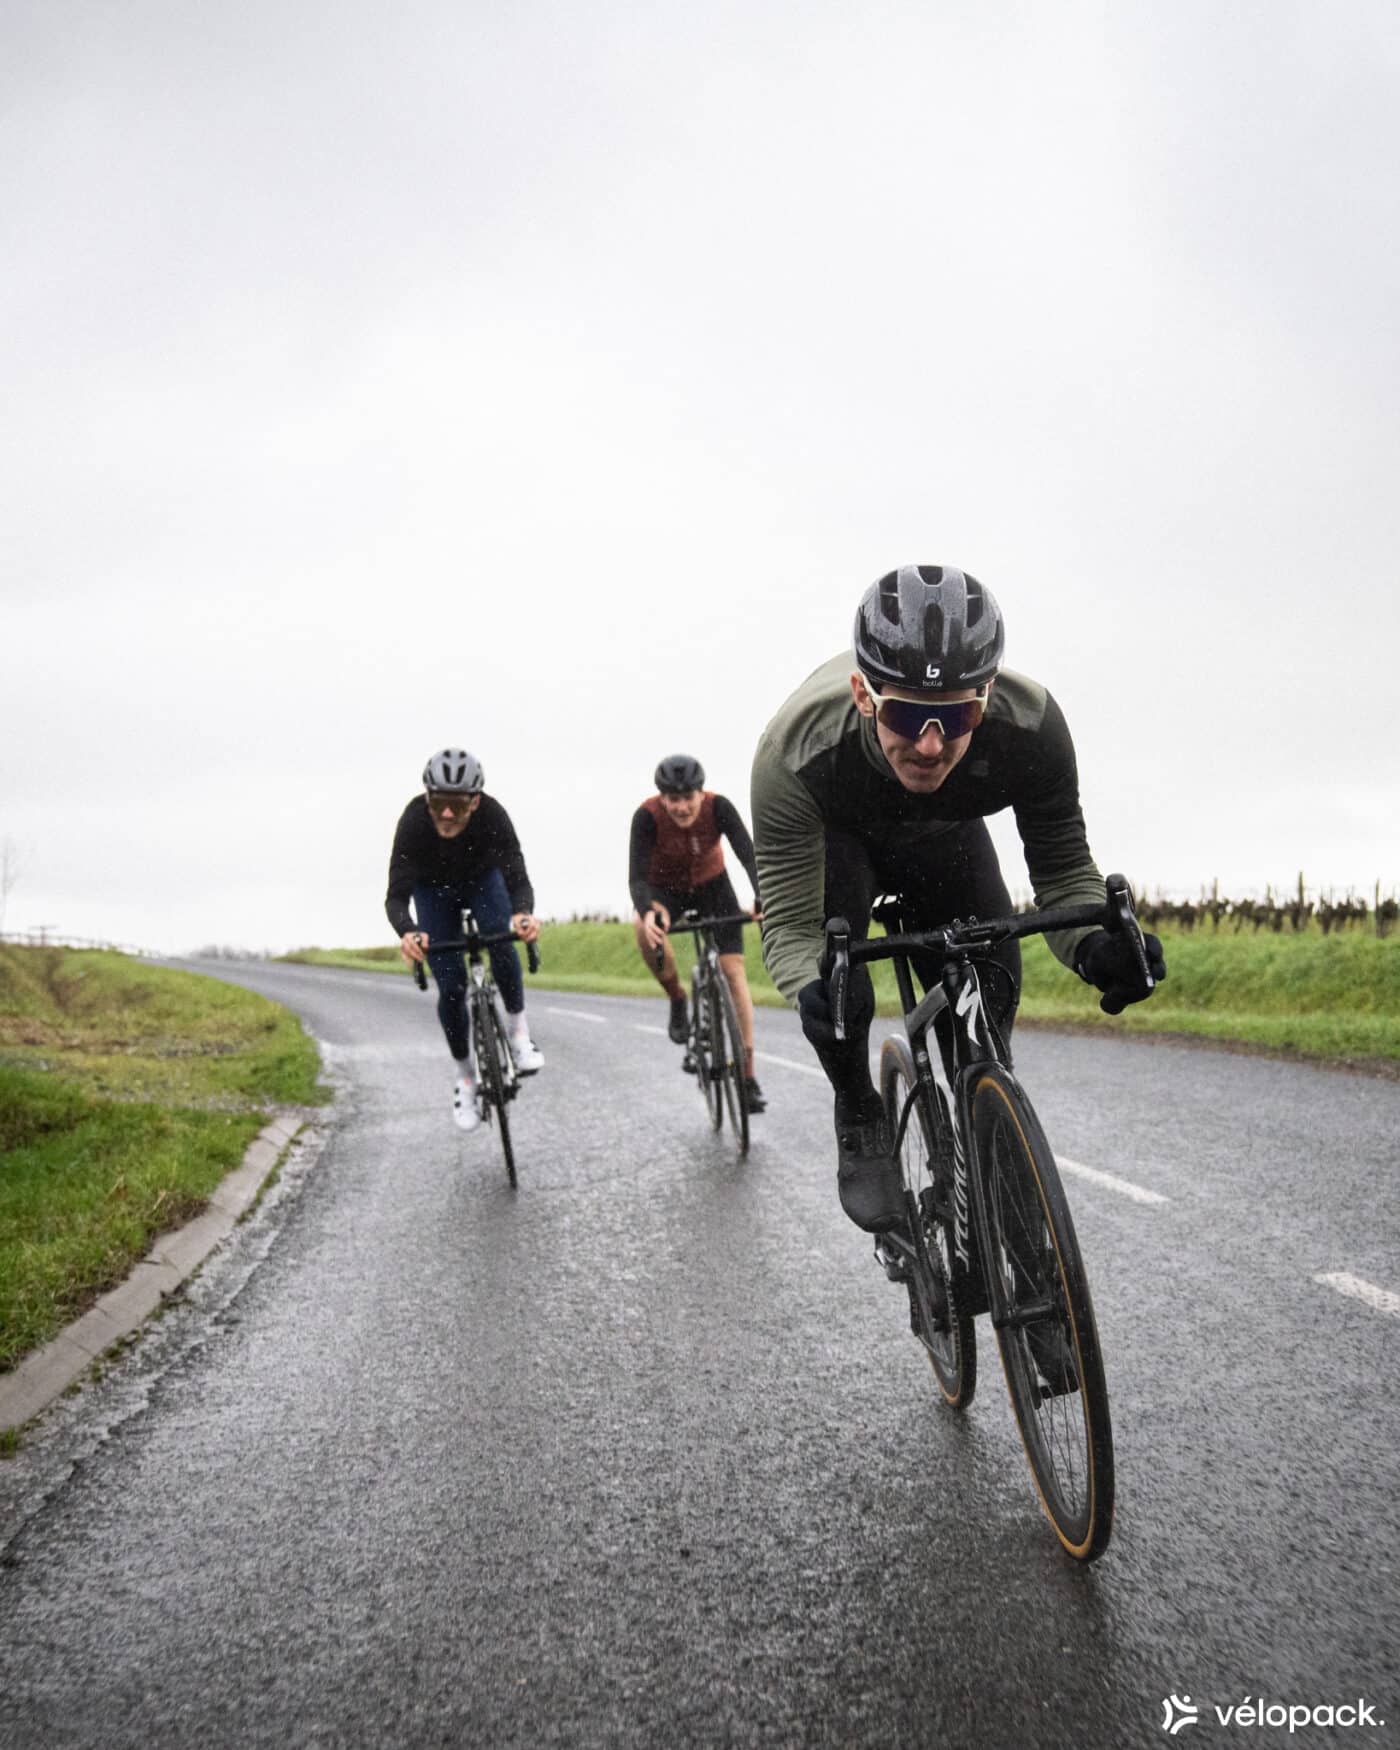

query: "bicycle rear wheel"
xmin=473 ymin=988 xmax=517 ymax=1188
xmin=970 ymin=1063 xmax=1113 ymax=1561
xmin=694 ymin=970 xmax=722 ymax=1131
xmin=880 ymin=1037 xmax=975 ymax=1408
xmin=714 ymin=975 xmax=750 ymax=1159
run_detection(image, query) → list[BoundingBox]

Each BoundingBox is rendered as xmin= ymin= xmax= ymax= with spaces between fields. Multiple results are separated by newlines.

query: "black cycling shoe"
xmin=744 ymin=1076 xmax=766 ymax=1114
xmin=667 ymin=998 xmax=689 ymax=1044
xmin=835 ymin=1113 xmax=906 ymax=1233
xmin=1026 ymin=1322 xmax=1079 ymax=1398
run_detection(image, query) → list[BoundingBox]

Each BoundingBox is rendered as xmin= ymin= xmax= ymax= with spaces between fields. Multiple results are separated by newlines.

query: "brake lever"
xmin=413 ymin=958 xmax=427 ymax=991
xmin=1105 ymin=872 xmax=1154 ymax=993
xmin=826 ymin=917 xmax=851 ymax=1042
xmin=527 ymin=940 xmax=541 ymax=975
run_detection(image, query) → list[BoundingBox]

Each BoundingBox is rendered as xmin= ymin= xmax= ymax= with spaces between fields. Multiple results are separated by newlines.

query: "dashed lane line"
xmin=1315 ymin=1272 xmax=1400 ymax=1318
xmin=754 ymin=1050 xmax=827 ymax=1079
xmin=1055 ymin=1157 xmax=1169 ymax=1207
xmin=547 ymin=1008 xmax=1170 ymax=1204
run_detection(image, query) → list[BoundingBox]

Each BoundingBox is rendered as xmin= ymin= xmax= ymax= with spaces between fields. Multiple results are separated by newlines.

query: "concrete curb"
xmin=0 ymin=1113 xmax=304 ymax=1435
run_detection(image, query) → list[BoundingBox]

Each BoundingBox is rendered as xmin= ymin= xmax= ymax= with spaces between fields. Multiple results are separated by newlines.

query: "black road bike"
xmin=826 ymin=873 xmax=1153 ymax=1561
xmin=413 ymin=910 xmax=541 ymax=1188
xmin=660 ymin=911 xmax=757 ymax=1160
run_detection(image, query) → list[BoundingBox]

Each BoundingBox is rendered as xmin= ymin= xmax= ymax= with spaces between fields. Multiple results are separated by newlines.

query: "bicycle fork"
xmin=955 ymin=1069 xmax=1055 ymax=1341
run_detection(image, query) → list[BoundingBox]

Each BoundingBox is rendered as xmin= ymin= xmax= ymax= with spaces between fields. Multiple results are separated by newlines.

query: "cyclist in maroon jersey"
xmin=629 ymin=755 xmax=766 ymax=1114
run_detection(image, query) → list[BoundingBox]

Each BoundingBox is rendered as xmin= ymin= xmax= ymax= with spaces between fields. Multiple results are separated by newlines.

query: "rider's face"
xmin=425 ymin=791 xmax=481 ymax=839
xmin=660 ymin=790 xmax=703 ymax=828
xmin=851 ymin=673 xmax=987 ymax=794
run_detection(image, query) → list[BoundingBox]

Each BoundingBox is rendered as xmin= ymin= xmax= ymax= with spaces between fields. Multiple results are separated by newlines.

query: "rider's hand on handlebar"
xmin=1075 ymin=929 xmax=1166 ymax=1015
xmin=641 ymin=905 xmax=671 ymax=953
xmin=400 ymin=931 xmax=428 ymax=965
xmin=512 ymin=912 xmax=541 ymax=944
xmin=798 ymin=968 xmax=874 ymax=1049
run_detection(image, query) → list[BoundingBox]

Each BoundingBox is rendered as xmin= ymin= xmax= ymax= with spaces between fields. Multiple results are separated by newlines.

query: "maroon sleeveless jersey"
xmin=642 ymin=793 xmax=726 ymax=891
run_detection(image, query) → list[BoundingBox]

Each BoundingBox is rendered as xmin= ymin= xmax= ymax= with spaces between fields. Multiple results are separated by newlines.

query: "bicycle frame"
xmin=858 ymin=932 xmax=999 ymax=1323
xmin=830 ymin=872 xmax=1150 ymax=1322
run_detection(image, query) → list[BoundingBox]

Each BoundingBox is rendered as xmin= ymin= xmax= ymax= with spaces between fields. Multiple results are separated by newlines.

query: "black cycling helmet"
xmin=422 ymin=748 xmax=485 ymax=794
xmin=654 ymin=754 xmax=705 ymax=794
xmin=853 ymin=565 xmax=1004 ymax=692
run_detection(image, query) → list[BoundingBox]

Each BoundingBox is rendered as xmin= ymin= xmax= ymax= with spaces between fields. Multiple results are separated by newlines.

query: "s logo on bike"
xmin=955 ymin=977 xmax=985 ymax=1047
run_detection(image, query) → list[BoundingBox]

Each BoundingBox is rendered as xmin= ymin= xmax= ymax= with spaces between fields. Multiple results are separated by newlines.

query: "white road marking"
xmin=538 ymin=1005 xmax=1170 ymax=1212
xmin=1315 ymin=1272 xmax=1400 ymax=1318
xmin=755 ymin=1051 xmax=827 ymax=1079
xmin=1055 ymin=1156 xmax=1169 ymax=1206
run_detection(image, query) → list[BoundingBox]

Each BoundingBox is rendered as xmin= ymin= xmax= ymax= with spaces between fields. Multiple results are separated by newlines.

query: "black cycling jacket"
xmin=385 ymin=793 xmax=535 ymax=939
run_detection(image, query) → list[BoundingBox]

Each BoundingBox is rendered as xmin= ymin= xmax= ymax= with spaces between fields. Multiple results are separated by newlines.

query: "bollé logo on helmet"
xmin=926 ymin=664 xmax=941 ymax=681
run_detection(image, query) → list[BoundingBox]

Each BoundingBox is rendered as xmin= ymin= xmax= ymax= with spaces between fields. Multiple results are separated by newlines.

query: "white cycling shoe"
xmin=510 ymin=1031 xmax=544 ymax=1075
xmin=452 ymin=1076 xmax=482 ymax=1132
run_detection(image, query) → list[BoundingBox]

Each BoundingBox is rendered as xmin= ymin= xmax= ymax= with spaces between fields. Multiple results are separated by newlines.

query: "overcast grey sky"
xmin=3 ymin=0 xmax=1397 ymax=954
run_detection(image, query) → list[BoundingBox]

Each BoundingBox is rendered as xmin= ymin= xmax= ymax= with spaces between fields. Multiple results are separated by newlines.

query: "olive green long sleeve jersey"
xmin=750 ymin=654 xmax=1107 ymax=1002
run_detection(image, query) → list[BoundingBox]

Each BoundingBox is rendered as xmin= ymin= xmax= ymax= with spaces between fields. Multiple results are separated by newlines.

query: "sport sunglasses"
xmin=865 ymin=683 xmax=990 ymax=742
xmin=425 ymin=791 xmax=481 ymax=815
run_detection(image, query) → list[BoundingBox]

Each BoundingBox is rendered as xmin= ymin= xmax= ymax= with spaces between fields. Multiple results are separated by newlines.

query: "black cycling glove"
xmin=797 ymin=967 xmax=874 ymax=1049
xmin=1075 ymin=930 xmax=1167 ymax=1015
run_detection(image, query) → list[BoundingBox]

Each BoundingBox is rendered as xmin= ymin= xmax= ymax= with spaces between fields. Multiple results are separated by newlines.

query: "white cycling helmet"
xmin=422 ymin=748 xmax=485 ymax=793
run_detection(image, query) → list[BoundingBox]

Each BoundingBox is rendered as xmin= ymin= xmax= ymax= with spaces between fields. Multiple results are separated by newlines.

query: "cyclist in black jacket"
xmin=387 ymin=748 xmax=543 ymax=1132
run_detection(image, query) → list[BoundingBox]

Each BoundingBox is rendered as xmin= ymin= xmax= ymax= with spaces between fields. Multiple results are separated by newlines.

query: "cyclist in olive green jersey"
xmin=752 ymin=565 xmax=1164 ymax=1233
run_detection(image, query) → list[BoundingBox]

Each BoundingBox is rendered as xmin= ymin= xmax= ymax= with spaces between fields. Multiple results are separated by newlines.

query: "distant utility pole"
xmin=30 ymin=923 xmax=56 ymax=945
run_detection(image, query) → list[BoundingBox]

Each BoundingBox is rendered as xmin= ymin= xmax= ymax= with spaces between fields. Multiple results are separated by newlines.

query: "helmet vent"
xmin=916 ymin=565 xmax=945 ymax=588
xmin=922 ymin=602 xmax=945 ymax=654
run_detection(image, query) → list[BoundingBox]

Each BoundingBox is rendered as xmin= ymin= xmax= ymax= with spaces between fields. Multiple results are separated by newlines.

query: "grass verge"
xmin=286 ymin=921 xmax=1400 ymax=1067
xmin=1 ymin=946 xmax=326 ymax=1373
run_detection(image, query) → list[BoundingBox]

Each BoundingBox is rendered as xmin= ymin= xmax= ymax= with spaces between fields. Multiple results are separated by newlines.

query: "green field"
xmin=286 ymin=920 xmax=1400 ymax=1067
xmin=0 ymin=947 xmax=326 ymax=1374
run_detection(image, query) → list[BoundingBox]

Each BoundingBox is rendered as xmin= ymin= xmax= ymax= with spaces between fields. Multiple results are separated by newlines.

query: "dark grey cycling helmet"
xmin=853 ymin=565 xmax=1004 ymax=691
xmin=422 ymin=748 xmax=485 ymax=793
xmin=654 ymin=754 xmax=705 ymax=794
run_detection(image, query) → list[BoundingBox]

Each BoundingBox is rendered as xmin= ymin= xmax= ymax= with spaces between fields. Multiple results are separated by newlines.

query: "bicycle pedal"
xmin=874 ymin=1240 xmax=909 ymax=1283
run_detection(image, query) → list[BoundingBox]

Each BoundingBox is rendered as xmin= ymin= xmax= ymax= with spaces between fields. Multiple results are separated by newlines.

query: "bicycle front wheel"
xmin=695 ymin=972 xmax=722 ymax=1131
xmin=473 ymin=989 xmax=516 ymax=1188
xmin=970 ymin=1064 xmax=1113 ymax=1561
xmin=880 ymin=1037 xmax=975 ymax=1408
xmin=714 ymin=975 xmax=750 ymax=1159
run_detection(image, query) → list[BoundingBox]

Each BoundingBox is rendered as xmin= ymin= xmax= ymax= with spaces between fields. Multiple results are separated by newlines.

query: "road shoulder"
xmin=0 ymin=1113 xmax=304 ymax=1435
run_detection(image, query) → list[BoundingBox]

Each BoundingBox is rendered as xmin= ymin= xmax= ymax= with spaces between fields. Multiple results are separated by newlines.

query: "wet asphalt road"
xmin=1 ymin=960 xmax=1398 ymax=1749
